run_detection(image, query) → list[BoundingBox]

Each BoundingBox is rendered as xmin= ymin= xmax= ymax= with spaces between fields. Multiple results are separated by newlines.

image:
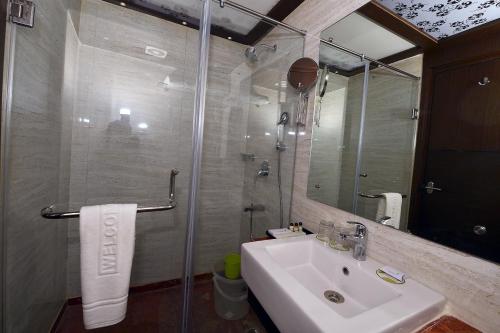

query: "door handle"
xmin=473 ymin=225 xmax=487 ymax=236
xmin=424 ymin=181 xmax=442 ymax=194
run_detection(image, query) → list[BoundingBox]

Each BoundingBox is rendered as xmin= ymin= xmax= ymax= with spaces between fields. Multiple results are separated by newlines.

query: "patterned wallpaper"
xmin=377 ymin=0 xmax=500 ymax=39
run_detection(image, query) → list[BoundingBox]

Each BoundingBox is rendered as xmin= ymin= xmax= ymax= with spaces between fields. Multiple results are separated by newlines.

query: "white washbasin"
xmin=242 ymin=235 xmax=445 ymax=333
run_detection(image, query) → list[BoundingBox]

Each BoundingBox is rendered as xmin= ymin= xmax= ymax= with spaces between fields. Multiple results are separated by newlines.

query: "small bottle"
xmin=298 ymin=222 xmax=303 ymax=232
xmin=289 ymin=223 xmax=294 ymax=231
xmin=294 ymin=223 xmax=299 ymax=232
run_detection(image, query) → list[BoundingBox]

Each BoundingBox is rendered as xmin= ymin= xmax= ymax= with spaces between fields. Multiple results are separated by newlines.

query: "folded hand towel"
xmin=80 ymin=204 xmax=137 ymax=329
xmin=376 ymin=193 xmax=402 ymax=229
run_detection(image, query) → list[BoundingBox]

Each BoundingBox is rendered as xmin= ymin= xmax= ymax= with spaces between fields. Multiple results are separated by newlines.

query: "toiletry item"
xmin=379 ymin=266 xmax=406 ymax=283
xmin=268 ymin=228 xmax=306 ymax=239
xmin=298 ymin=222 xmax=303 ymax=232
xmin=316 ymin=220 xmax=333 ymax=242
xmin=289 ymin=223 xmax=294 ymax=231
xmin=294 ymin=223 xmax=299 ymax=232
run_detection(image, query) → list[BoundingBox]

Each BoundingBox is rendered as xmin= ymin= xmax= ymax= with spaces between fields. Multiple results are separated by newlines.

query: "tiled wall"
xmin=279 ymin=0 xmax=499 ymax=332
xmin=3 ymin=0 xmax=81 ymax=331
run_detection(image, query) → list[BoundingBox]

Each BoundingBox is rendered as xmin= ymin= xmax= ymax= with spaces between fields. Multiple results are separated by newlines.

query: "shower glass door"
xmin=1 ymin=0 xmax=200 ymax=331
xmin=188 ymin=2 xmax=304 ymax=331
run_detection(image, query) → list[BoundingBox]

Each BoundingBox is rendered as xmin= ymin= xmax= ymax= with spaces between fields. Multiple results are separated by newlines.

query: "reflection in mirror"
xmin=307 ymin=6 xmax=500 ymax=263
xmin=308 ymin=10 xmax=421 ymax=232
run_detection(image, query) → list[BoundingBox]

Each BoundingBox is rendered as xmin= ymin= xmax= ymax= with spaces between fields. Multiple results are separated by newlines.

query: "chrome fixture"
xmin=216 ymin=0 xmax=417 ymax=80
xmin=217 ymin=0 xmax=307 ymax=36
xmin=10 ymin=0 xmax=35 ymax=28
xmin=257 ymin=160 xmax=270 ymax=177
xmin=473 ymin=225 xmax=487 ymax=236
xmin=341 ymin=221 xmax=368 ymax=261
xmin=411 ymin=108 xmax=419 ymax=120
xmin=424 ymin=181 xmax=442 ymax=194
xmin=169 ymin=168 xmax=179 ymax=201
xmin=277 ymin=111 xmax=289 ymax=126
xmin=276 ymin=112 xmax=289 ymax=151
xmin=244 ymin=203 xmax=265 ymax=241
xmin=319 ymin=39 xmax=419 ymax=80
xmin=244 ymin=43 xmax=277 ymax=62
xmin=478 ymin=77 xmax=490 ymax=86
xmin=40 ymin=169 xmax=180 ymax=219
xmin=376 ymin=216 xmax=392 ymax=225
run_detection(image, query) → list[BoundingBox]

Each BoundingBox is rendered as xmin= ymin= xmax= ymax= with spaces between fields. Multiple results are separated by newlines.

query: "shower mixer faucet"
xmin=257 ymin=160 xmax=270 ymax=177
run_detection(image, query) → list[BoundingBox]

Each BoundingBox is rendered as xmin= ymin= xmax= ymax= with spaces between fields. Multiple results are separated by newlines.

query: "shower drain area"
xmin=324 ymin=290 xmax=345 ymax=304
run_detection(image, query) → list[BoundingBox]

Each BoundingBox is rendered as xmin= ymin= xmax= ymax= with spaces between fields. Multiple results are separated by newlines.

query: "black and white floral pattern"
xmin=377 ymin=0 xmax=500 ymax=39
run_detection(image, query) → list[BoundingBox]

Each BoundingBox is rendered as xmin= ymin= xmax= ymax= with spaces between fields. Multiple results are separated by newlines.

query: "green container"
xmin=224 ymin=253 xmax=241 ymax=280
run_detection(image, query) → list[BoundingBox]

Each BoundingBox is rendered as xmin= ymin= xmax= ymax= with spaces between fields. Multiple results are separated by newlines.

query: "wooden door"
xmin=414 ymin=58 xmax=500 ymax=262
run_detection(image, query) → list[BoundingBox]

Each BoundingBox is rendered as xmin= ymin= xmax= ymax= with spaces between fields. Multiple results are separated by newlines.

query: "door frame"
xmin=407 ymin=20 xmax=500 ymax=231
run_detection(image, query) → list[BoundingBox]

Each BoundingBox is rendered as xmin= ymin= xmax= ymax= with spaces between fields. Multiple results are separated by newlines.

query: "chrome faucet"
xmin=376 ymin=216 xmax=391 ymax=225
xmin=257 ymin=160 xmax=270 ymax=177
xmin=341 ymin=221 xmax=367 ymax=261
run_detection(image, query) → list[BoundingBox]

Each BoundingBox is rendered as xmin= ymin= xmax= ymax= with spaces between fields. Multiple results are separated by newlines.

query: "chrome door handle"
xmin=473 ymin=225 xmax=487 ymax=236
xmin=424 ymin=181 xmax=442 ymax=194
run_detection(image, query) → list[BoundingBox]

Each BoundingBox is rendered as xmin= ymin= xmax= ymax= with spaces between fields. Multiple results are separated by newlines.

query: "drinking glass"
xmin=316 ymin=220 xmax=333 ymax=242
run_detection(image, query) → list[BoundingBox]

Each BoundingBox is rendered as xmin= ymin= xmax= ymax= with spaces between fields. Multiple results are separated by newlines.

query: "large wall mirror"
xmin=307 ymin=2 xmax=499 ymax=263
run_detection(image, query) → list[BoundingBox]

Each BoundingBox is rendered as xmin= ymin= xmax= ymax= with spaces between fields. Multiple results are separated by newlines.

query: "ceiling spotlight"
xmin=120 ymin=2 xmax=126 ymax=6
xmin=138 ymin=123 xmax=148 ymax=129
xmin=182 ymin=21 xmax=187 ymax=25
xmin=227 ymin=36 xmax=232 ymax=40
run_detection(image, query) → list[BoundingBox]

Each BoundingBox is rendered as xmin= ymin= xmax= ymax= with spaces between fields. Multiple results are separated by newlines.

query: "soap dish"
xmin=376 ymin=269 xmax=405 ymax=284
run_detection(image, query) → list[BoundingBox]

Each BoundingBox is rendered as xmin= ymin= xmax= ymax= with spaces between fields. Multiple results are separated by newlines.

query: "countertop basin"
xmin=241 ymin=235 xmax=446 ymax=333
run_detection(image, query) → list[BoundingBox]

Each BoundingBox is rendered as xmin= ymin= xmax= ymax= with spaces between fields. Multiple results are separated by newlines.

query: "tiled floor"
xmin=54 ymin=279 xmax=267 ymax=333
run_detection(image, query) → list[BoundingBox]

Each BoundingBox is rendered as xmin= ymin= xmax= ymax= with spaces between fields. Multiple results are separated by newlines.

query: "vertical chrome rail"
xmin=0 ymin=20 xmax=17 ymax=331
xmin=181 ymin=0 xmax=211 ymax=331
xmin=352 ymin=61 xmax=370 ymax=213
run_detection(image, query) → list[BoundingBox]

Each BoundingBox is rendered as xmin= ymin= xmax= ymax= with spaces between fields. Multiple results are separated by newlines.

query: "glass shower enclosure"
xmin=0 ymin=0 xmax=304 ymax=332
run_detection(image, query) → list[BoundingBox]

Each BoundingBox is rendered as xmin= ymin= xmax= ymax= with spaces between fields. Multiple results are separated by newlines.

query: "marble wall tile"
xmin=278 ymin=1 xmax=500 ymax=331
xmin=3 ymin=1 xmax=81 ymax=331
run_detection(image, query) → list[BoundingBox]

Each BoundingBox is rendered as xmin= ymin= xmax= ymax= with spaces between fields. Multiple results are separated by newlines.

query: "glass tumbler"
xmin=329 ymin=225 xmax=350 ymax=251
xmin=316 ymin=220 xmax=333 ymax=242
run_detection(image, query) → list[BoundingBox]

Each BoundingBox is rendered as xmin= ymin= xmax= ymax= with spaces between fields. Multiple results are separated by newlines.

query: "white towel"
xmin=376 ymin=193 xmax=402 ymax=229
xmin=80 ymin=204 xmax=137 ymax=329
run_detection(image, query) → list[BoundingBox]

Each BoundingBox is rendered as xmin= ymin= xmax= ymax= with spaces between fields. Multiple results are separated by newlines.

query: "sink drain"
xmin=324 ymin=290 xmax=345 ymax=304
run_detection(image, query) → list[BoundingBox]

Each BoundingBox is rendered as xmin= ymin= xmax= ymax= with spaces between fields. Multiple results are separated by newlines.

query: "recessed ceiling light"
xmin=138 ymin=123 xmax=148 ymax=129
xmin=182 ymin=21 xmax=187 ymax=26
xmin=120 ymin=2 xmax=126 ymax=6
xmin=227 ymin=36 xmax=232 ymax=40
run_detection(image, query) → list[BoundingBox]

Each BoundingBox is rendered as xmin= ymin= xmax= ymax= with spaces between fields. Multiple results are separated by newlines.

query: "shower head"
xmin=244 ymin=44 xmax=277 ymax=62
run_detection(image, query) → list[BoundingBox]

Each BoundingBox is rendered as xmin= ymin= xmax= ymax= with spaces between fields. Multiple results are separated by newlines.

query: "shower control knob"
xmin=473 ymin=225 xmax=487 ymax=236
xmin=314 ymin=184 xmax=321 ymax=189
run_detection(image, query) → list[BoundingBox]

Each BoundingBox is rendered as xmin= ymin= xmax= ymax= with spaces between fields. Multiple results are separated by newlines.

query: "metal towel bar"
xmin=358 ymin=192 xmax=407 ymax=199
xmin=40 ymin=169 xmax=179 ymax=219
